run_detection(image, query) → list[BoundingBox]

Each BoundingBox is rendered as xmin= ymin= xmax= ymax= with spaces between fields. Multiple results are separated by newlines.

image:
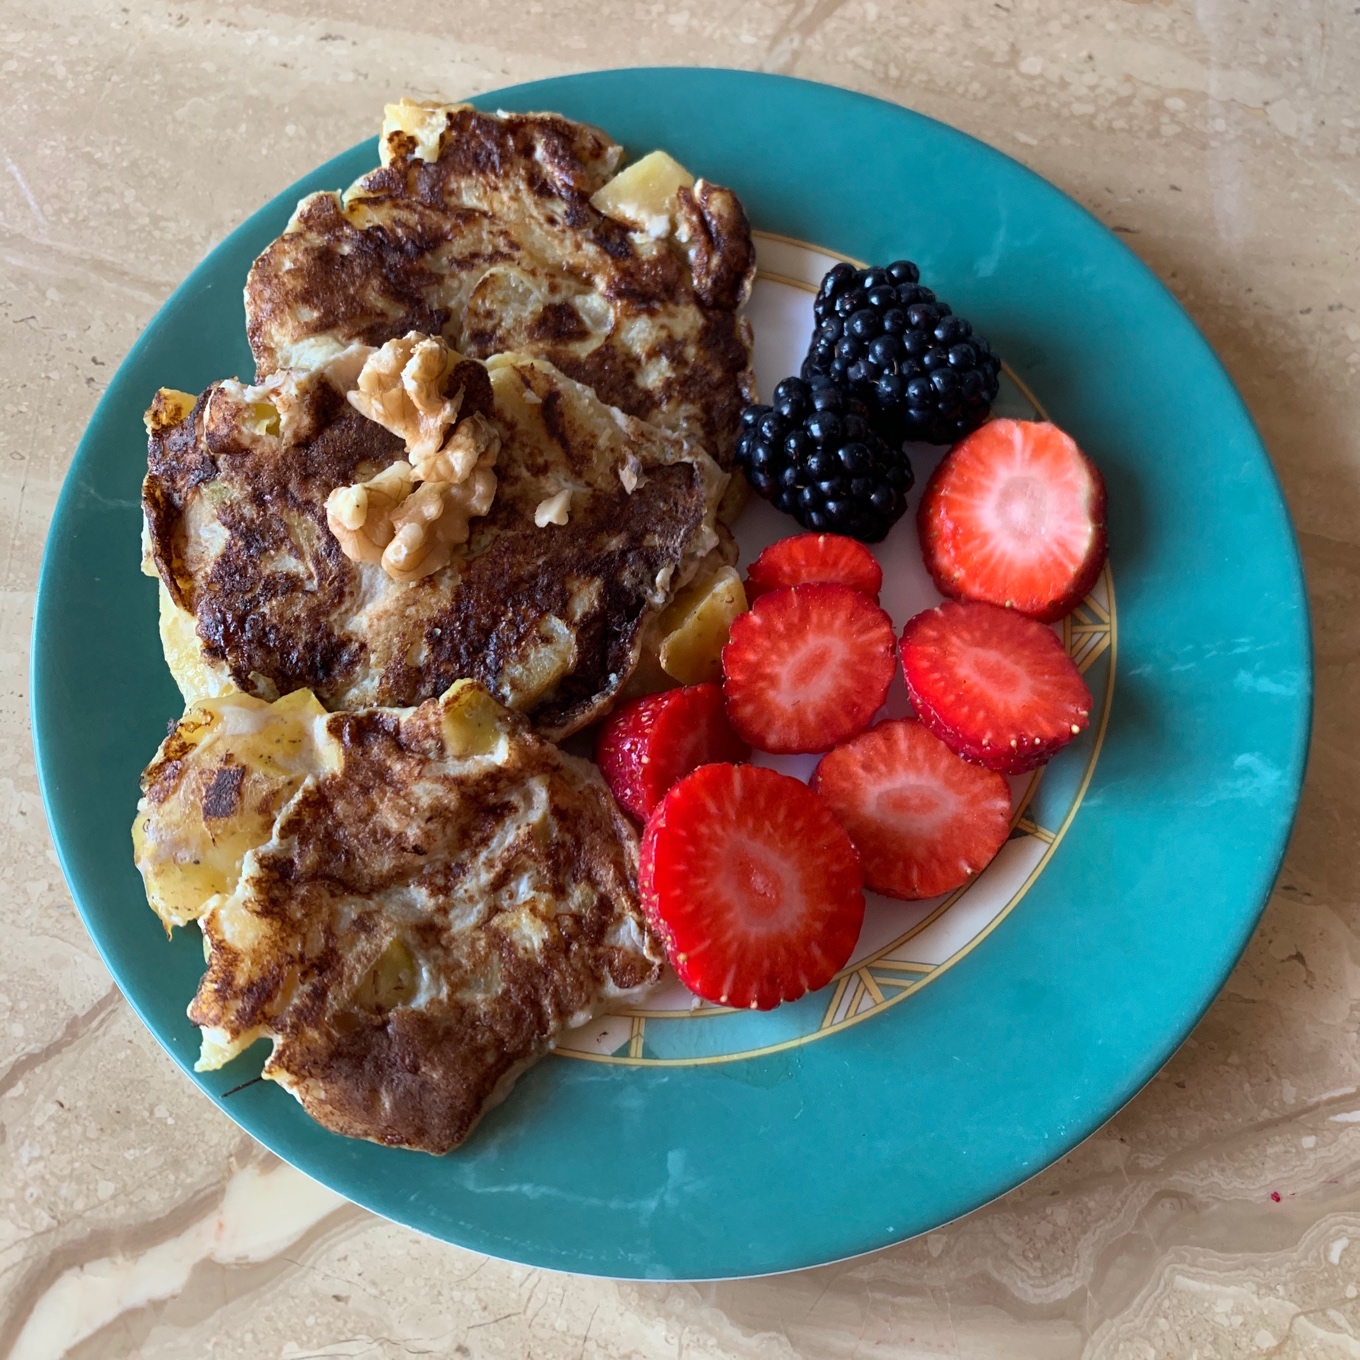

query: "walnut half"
xmin=381 ymin=460 xmax=497 ymax=585
xmin=347 ymin=333 xmax=467 ymax=463
xmin=330 ymin=334 xmax=502 ymax=584
xmin=324 ymin=461 xmax=416 ymax=565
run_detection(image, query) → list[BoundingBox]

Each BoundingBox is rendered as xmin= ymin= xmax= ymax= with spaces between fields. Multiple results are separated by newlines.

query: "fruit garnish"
xmin=918 ymin=418 xmax=1108 ymax=623
xmin=745 ymin=532 xmax=884 ymax=603
xmin=802 ymin=260 xmax=1002 ymax=446
xmin=639 ymin=763 xmax=865 ymax=1010
xmin=734 ymin=376 xmax=912 ymax=542
xmin=595 ymin=683 xmax=750 ymax=823
xmin=721 ymin=583 xmax=897 ymax=754
xmin=899 ymin=601 xmax=1092 ymax=774
xmin=813 ymin=719 xmax=1013 ymax=900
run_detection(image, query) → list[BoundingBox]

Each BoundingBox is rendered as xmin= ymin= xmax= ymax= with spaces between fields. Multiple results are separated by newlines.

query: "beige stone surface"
xmin=2 ymin=0 xmax=1357 ymax=1355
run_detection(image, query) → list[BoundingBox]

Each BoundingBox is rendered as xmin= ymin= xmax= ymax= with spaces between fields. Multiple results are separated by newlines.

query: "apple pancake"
xmin=133 ymin=680 xmax=662 ymax=1153
xmin=141 ymin=343 xmax=726 ymax=738
xmin=244 ymin=100 xmax=757 ymax=471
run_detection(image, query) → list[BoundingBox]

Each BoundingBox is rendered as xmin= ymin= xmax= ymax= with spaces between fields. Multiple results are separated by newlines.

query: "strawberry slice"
xmin=746 ymin=533 xmax=884 ymax=602
xmin=639 ymin=763 xmax=865 ymax=1009
xmin=900 ymin=600 xmax=1092 ymax=774
xmin=721 ymin=584 xmax=897 ymax=754
xmin=595 ymin=683 xmax=750 ymax=823
xmin=813 ymin=719 xmax=1013 ymax=899
xmin=918 ymin=419 xmax=1108 ymax=622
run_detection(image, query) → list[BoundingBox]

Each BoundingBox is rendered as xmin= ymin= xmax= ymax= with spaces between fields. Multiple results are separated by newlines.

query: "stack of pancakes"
xmin=133 ymin=101 xmax=758 ymax=1152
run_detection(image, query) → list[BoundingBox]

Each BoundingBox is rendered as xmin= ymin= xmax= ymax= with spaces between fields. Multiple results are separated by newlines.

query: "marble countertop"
xmin=2 ymin=1 xmax=1357 ymax=1355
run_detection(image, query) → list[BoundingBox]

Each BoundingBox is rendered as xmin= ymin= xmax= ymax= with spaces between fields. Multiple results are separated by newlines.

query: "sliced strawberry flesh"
xmin=901 ymin=601 xmax=1091 ymax=774
xmin=746 ymin=533 xmax=884 ymax=602
xmin=640 ymin=763 xmax=865 ymax=1010
xmin=721 ymin=583 xmax=897 ymax=754
xmin=919 ymin=419 xmax=1107 ymax=623
xmin=814 ymin=719 xmax=1013 ymax=900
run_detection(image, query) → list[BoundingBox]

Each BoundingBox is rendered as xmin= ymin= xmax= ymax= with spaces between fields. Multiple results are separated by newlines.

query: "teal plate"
xmin=32 ymin=69 xmax=1310 ymax=1279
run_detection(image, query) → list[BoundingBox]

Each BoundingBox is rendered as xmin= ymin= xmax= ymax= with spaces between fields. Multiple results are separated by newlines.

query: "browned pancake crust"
xmin=144 ymin=363 xmax=716 ymax=735
xmin=245 ymin=106 xmax=756 ymax=468
xmin=185 ymin=692 xmax=659 ymax=1152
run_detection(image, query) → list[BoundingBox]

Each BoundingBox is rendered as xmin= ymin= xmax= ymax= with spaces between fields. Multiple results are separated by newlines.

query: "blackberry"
xmin=802 ymin=259 xmax=1002 ymax=445
xmin=734 ymin=376 xmax=913 ymax=543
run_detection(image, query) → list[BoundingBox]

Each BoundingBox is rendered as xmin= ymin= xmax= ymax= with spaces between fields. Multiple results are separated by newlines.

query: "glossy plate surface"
xmin=32 ymin=69 xmax=1310 ymax=1279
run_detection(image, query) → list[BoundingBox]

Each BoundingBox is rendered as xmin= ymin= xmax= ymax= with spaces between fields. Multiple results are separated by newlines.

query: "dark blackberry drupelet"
xmin=802 ymin=260 xmax=1002 ymax=445
xmin=734 ymin=376 xmax=913 ymax=543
